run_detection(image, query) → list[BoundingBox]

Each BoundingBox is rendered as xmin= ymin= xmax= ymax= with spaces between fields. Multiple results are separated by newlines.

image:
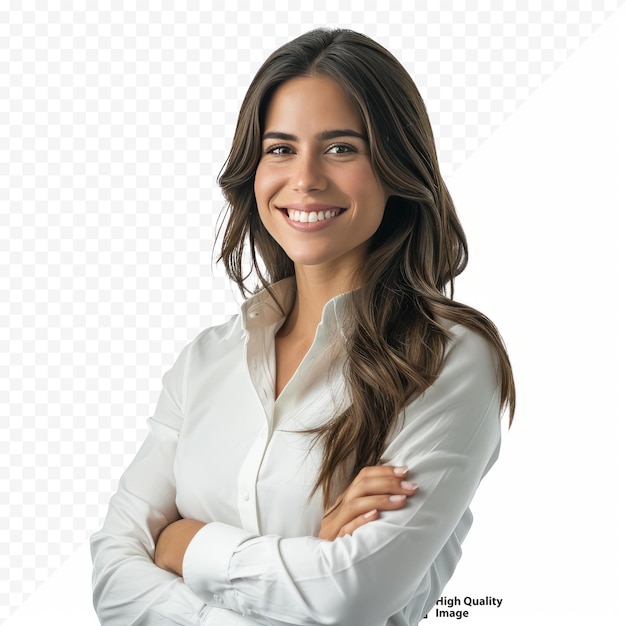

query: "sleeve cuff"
xmin=183 ymin=522 xmax=255 ymax=609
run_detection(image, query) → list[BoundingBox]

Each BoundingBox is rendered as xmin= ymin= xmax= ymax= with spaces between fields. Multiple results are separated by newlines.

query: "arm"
xmin=90 ymin=341 xmax=261 ymax=625
xmin=179 ymin=325 xmax=501 ymax=626
xmin=154 ymin=464 xmax=420 ymax=573
xmin=90 ymin=416 xmax=208 ymax=625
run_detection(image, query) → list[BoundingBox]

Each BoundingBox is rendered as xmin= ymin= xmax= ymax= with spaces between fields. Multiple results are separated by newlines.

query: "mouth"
xmin=286 ymin=208 xmax=343 ymax=223
xmin=281 ymin=204 xmax=346 ymax=224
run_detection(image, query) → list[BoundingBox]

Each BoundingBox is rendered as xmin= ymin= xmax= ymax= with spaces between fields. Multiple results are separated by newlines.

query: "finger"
xmin=319 ymin=484 xmax=416 ymax=540
xmin=349 ymin=466 xmax=414 ymax=494
xmin=327 ymin=466 xmax=413 ymax=512
xmin=338 ymin=509 xmax=380 ymax=538
xmin=331 ymin=492 xmax=414 ymax=529
xmin=353 ymin=465 xmax=410 ymax=482
xmin=344 ymin=475 xmax=419 ymax=501
xmin=324 ymin=466 xmax=418 ymax=521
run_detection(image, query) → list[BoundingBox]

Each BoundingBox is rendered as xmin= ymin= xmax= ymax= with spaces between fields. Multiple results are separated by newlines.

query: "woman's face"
xmin=254 ymin=75 xmax=388 ymax=278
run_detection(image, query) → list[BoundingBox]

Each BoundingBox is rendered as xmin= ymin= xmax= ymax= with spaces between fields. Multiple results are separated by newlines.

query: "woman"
xmin=91 ymin=28 xmax=515 ymax=625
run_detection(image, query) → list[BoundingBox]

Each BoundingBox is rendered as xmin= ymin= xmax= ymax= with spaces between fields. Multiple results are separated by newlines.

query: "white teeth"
xmin=287 ymin=209 xmax=339 ymax=223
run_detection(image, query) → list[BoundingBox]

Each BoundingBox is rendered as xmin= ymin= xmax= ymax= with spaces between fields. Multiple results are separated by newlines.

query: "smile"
xmin=286 ymin=208 xmax=341 ymax=223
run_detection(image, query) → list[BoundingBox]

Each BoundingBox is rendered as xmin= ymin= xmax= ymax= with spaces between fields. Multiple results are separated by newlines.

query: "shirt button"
xmin=213 ymin=594 xmax=223 ymax=603
xmin=241 ymin=490 xmax=250 ymax=501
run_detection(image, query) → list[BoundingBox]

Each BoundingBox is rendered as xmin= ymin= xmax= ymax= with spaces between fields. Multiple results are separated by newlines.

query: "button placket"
xmin=236 ymin=432 xmax=270 ymax=533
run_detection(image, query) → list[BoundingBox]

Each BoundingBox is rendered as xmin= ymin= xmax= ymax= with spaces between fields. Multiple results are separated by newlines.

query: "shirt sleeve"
xmin=182 ymin=324 xmax=503 ymax=626
xmin=90 ymin=339 xmax=261 ymax=626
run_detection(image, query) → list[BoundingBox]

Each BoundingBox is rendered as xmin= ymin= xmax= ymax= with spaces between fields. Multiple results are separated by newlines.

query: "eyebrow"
xmin=262 ymin=129 xmax=368 ymax=142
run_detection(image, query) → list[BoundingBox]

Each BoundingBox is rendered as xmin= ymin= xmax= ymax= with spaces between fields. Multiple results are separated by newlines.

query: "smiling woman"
xmin=255 ymin=75 xmax=387 ymax=283
xmin=91 ymin=28 xmax=515 ymax=626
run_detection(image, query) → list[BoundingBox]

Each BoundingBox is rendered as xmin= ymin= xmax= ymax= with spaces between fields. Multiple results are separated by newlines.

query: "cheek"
xmin=351 ymin=169 xmax=388 ymax=220
xmin=349 ymin=165 xmax=386 ymax=196
xmin=253 ymin=168 xmax=277 ymax=235
xmin=253 ymin=169 xmax=264 ymax=206
xmin=253 ymin=164 xmax=279 ymax=209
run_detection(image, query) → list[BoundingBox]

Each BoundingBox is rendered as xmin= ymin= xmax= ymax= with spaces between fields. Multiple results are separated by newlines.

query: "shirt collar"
xmin=239 ymin=277 xmax=353 ymax=337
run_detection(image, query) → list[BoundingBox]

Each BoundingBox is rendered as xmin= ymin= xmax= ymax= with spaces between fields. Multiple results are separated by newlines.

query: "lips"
xmin=281 ymin=204 xmax=346 ymax=225
xmin=287 ymin=208 xmax=340 ymax=223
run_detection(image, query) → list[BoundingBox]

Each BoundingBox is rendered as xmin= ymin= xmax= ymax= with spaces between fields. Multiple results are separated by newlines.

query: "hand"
xmin=154 ymin=519 xmax=206 ymax=576
xmin=317 ymin=466 xmax=418 ymax=540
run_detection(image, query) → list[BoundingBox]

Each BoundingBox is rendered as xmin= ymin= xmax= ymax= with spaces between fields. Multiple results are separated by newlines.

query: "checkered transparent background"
xmin=1 ymin=0 xmax=623 ymax=621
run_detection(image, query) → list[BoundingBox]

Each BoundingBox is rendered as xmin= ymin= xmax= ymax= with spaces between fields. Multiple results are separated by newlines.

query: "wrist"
xmin=155 ymin=519 xmax=207 ymax=576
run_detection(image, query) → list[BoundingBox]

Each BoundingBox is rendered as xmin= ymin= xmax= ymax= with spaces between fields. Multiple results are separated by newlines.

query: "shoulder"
xmin=190 ymin=314 xmax=243 ymax=351
xmin=407 ymin=321 xmax=500 ymax=428
xmin=161 ymin=314 xmax=243 ymax=386
xmin=437 ymin=321 xmax=500 ymax=403
xmin=443 ymin=322 xmax=498 ymax=376
xmin=148 ymin=315 xmax=244 ymax=431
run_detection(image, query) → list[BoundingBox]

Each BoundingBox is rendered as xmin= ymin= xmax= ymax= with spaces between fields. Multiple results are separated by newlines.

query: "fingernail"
xmin=364 ymin=509 xmax=377 ymax=519
xmin=400 ymin=481 xmax=418 ymax=490
xmin=393 ymin=466 xmax=409 ymax=475
xmin=389 ymin=495 xmax=406 ymax=502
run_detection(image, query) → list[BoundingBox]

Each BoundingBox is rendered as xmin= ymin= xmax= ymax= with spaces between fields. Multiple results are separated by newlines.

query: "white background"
xmin=1 ymin=2 xmax=624 ymax=624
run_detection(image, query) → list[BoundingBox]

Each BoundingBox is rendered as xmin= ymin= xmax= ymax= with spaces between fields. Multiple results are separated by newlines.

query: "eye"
xmin=326 ymin=143 xmax=356 ymax=155
xmin=265 ymin=144 xmax=293 ymax=156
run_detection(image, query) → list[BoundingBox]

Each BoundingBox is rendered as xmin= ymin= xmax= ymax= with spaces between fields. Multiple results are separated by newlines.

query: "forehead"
xmin=263 ymin=75 xmax=364 ymax=134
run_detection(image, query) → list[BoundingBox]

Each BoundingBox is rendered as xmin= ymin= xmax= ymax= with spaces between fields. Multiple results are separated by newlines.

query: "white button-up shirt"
xmin=91 ymin=278 xmax=502 ymax=625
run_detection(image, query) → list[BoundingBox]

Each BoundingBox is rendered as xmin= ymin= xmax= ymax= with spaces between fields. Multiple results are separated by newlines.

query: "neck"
xmin=278 ymin=264 xmax=357 ymax=340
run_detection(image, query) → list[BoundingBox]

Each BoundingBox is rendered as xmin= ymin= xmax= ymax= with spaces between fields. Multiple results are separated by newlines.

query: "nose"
xmin=290 ymin=151 xmax=327 ymax=193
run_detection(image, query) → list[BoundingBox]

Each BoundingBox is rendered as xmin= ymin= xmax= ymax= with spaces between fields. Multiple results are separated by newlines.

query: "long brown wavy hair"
xmin=218 ymin=28 xmax=515 ymax=508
